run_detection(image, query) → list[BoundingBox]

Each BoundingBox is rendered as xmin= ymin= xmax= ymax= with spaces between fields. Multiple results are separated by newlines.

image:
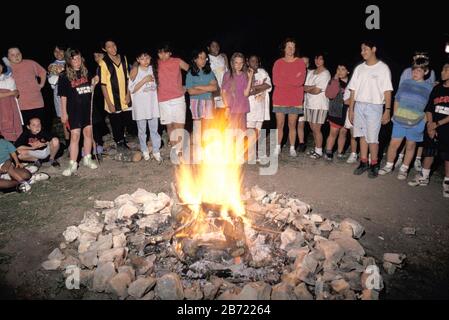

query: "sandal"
xmin=309 ymin=151 xmax=322 ymax=160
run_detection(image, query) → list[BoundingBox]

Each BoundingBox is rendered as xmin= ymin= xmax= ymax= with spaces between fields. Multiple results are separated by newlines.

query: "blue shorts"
xmin=391 ymin=120 xmax=425 ymax=142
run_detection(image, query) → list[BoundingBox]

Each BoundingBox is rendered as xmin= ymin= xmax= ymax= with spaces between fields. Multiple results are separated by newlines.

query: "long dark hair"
xmin=190 ymin=49 xmax=212 ymax=76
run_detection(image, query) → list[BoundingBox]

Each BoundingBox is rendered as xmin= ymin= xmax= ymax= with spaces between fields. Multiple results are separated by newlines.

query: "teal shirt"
xmin=186 ymin=70 xmax=216 ymax=100
xmin=0 ymin=139 xmax=16 ymax=164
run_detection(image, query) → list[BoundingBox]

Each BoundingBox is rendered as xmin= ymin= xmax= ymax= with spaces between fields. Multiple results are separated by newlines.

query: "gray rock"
xmin=333 ymin=237 xmax=365 ymax=259
xmin=103 ymin=209 xmax=118 ymax=225
xmin=89 ymin=233 xmax=113 ymax=252
xmin=93 ymin=262 xmax=117 ymax=292
xmin=184 ymin=283 xmax=203 ymax=300
xmin=402 ymin=227 xmax=416 ymax=235
xmin=114 ymin=194 xmax=136 ymax=207
xmin=130 ymin=255 xmax=155 ymax=275
xmin=63 ymin=226 xmax=80 ymax=243
xmin=294 ymin=283 xmax=313 ymax=300
xmin=79 ymin=250 xmax=98 ymax=269
xmin=60 ymin=255 xmax=80 ymax=270
xmin=203 ymin=279 xmax=223 ymax=300
xmin=117 ymin=266 xmax=136 ymax=282
xmin=98 ymin=247 xmax=125 ymax=263
xmin=237 ymin=282 xmax=271 ymax=300
xmin=140 ymin=291 xmax=155 ymax=300
xmin=280 ymin=227 xmax=305 ymax=251
xmin=117 ymin=203 xmax=139 ymax=220
xmin=131 ymin=189 xmax=157 ymax=204
xmin=251 ymin=185 xmax=268 ymax=201
xmin=94 ymin=200 xmax=115 ymax=209
xmin=128 ymin=277 xmax=156 ymax=298
xmin=271 ymin=282 xmax=296 ymax=300
xmin=108 ymin=272 xmax=132 ymax=299
xmin=340 ymin=218 xmax=365 ymax=239
xmin=331 ymin=279 xmax=350 ymax=293
xmin=41 ymin=259 xmax=61 ymax=270
xmin=155 ymin=273 xmax=184 ymax=300
xmin=383 ymin=253 xmax=406 ymax=266
xmin=113 ymin=233 xmax=127 ymax=248
xmin=315 ymin=239 xmax=344 ymax=265
xmin=48 ymin=248 xmax=65 ymax=261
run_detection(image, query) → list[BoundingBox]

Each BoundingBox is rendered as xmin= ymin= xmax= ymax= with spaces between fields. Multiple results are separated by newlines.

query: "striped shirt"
xmin=99 ymin=55 xmax=129 ymax=113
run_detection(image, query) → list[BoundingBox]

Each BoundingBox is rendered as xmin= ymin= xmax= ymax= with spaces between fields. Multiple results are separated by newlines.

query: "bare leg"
xmin=350 ymin=129 xmax=357 ymax=153
xmin=287 ymin=114 xmax=299 ymax=147
xmin=403 ymin=140 xmax=417 ymax=167
xmin=276 ymin=113 xmax=285 ymax=145
xmin=386 ymin=138 xmax=403 ymax=163
xmin=69 ymin=129 xmax=81 ymax=162
xmin=297 ymin=120 xmax=305 ymax=144
xmin=368 ymin=143 xmax=379 ymax=164
xmin=82 ymin=126 xmax=94 ymax=156
xmin=337 ymin=128 xmax=348 ymax=154
xmin=49 ymin=137 xmax=60 ymax=160
xmin=360 ymin=137 xmax=369 ymax=160
xmin=326 ymin=127 xmax=339 ymax=152
xmin=311 ymin=123 xmax=323 ymax=149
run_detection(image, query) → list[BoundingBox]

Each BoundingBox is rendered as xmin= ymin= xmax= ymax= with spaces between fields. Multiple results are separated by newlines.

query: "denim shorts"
xmin=391 ymin=120 xmax=425 ymax=142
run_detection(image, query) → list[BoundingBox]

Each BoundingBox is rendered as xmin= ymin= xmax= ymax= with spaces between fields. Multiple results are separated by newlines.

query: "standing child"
xmin=186 ymin=49 xmax=217 ymax=130
xmin=0 ymin=59 xmax=22 ymax=142
xmin=324 ymin=63 xmax=352 ymax=160
xmin=59 ymin=49 xmax=98 ymax=176
xmin=379 ymin=58 xmax=433 ymax=180
xmin=207 ymin=40 xmax=229 ymax=109
xmin=409 ymin=62 xmax=449 ymax=198
xmin=128 ymin=51 xmax=162 ymax=163
xmin=348 ymin=41 xmax=393 ymax=178
xmin=246 ymin=55 xmax=272 ymax=160
xmin=304 ymin=53 xmax=331 ymax=159
xmin=222 ymin=52 xmax=254 ymax=130
xmin=155 ymin=43 xmax=190 ymax=156
xmin=0 ymin=135 xmax=31 ymax=193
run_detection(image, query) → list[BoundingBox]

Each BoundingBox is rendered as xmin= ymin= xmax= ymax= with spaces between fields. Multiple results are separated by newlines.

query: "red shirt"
xmin=157 ymin=57 xmax=184 ymax=102
xmin=272 ymin=58 xmax=306 ymax=107
xmin=11 ymin=59 xmax=47 ymax=110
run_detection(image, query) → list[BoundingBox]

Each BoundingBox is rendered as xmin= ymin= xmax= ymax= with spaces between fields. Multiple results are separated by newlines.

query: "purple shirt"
xmin=222 ymin=71 xmax=250 ymax=114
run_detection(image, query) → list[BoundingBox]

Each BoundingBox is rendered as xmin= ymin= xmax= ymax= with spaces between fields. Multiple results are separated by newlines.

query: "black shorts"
xmin=422 ymin=132 xmax=449 ymax=161
xmin=67 ymin=104 xmax=92 ymax=130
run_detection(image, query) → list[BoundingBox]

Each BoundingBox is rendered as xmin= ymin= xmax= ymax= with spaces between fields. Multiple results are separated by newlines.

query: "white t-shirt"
xmin=128 ymin=66 xmax=159 ymax=121
xmin=209 ymin=54 xmax=228 ymax=89
xmin=304 ymin=69 xmax=331 ymax=110
xmin=247 ymin=68 xmax=272 ymax=122
xmin=348 ymin=61 xmax=393 ymax=105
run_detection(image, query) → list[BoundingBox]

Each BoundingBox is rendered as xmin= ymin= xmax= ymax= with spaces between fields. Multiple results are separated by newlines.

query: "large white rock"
xmin=131 ymin=189 xmax=158 ymax=204
xmin=63 ymin=226 xmax=80 ymax=243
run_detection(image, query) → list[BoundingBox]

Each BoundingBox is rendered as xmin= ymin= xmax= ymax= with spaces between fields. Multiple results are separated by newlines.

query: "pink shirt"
xmin=272 ymin=58 xmax=306 ymax=107
xmin=157 ymin=57 xmax=184 ymax=102
xmin=11 ymin=59 xmax=46 ymax=111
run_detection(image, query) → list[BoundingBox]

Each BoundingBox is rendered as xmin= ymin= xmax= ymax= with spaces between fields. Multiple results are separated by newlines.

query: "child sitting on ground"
xmin=0 ymin=134 xmax=32 ymax=193
xmin=14 ymin=117 xmax=61 ymax=168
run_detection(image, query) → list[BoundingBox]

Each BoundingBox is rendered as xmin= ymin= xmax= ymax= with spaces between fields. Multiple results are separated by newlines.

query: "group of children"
xmin=0 ymin=38 xmax=448 ymax=198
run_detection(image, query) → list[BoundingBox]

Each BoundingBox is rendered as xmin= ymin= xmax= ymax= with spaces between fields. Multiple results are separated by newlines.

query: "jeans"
xmin=136 ymin=118 xmax=161 ymax=154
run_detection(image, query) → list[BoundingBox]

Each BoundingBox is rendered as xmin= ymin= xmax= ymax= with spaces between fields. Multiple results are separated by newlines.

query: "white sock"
xmin=422 ymin=169 xmax=431 ymax=179
xmin=398 ymin=154 xmax=404 ymax=160
xmin=444 ymin=177 xmax=449 ymax=183
xmin=290 ymin=146 xmax=295 ymax=151
xmin=385 ymin=162 xmax=394 ymax=169
xmin=400 ymin=164 xmax=409 ymax=171
xmin=415 ymin=157 xmax=421 ymax=161
xmin=315 ymin=147 xmax=323 ymax=155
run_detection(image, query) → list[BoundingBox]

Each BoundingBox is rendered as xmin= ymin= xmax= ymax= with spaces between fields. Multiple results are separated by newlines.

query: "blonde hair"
xmin=65 ymin=48 xmax=88 ymax=81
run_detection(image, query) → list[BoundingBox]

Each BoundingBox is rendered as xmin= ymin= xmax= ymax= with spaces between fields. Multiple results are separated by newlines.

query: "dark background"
xmin=2 ymin=0 xmax=448 ymax=124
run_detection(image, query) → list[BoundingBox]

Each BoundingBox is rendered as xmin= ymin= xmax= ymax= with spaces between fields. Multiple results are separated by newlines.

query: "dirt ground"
xmin=0 ymin=139 xmax=448 ymax=300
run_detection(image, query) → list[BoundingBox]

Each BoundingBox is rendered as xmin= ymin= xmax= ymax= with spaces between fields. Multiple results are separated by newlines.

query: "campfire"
xmin=41 ymin=115 xmax=397 ymax=300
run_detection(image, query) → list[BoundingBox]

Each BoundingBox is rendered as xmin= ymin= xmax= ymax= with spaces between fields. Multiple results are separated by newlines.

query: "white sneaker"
xmin=63 ymin=160 xmax=78 ymax=177
xmin=408 ymin=173 xmax=429 ymax=187
xmin=397 ymin=168 xmax=408 ymax=180
xmin=82 ymin=155 xmax=98 ymax=170
xmin=17 ymin=182 xmax=31 ymax=193
xmin=25 ymin=165 xmax=39 ymax=174
xmin=289 ymin=147 xmax=297 ymax=157
xmin=414 ymin=159 xmax=422 ymax=172
xmin=346 ymin=153 xmax=358 ymax=164
xmin=443 ymin=181 xmax=449 ymax=198
xmin=153 ymin=152 xmax=162 ymax=163
xmin=143 ymin=151 xmax=150 ymax=161
xmin=379 ymin=165 xmax=393 ymax=176
xmin=30 ymin=173 xmax=50 ymax=185
xmin=396 ymin=156 xmax=404 ymax=167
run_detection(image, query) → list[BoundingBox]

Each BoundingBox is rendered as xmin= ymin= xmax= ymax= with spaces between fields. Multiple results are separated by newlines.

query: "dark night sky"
xmin=2 ymin=0 xmax=448 ymax=89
